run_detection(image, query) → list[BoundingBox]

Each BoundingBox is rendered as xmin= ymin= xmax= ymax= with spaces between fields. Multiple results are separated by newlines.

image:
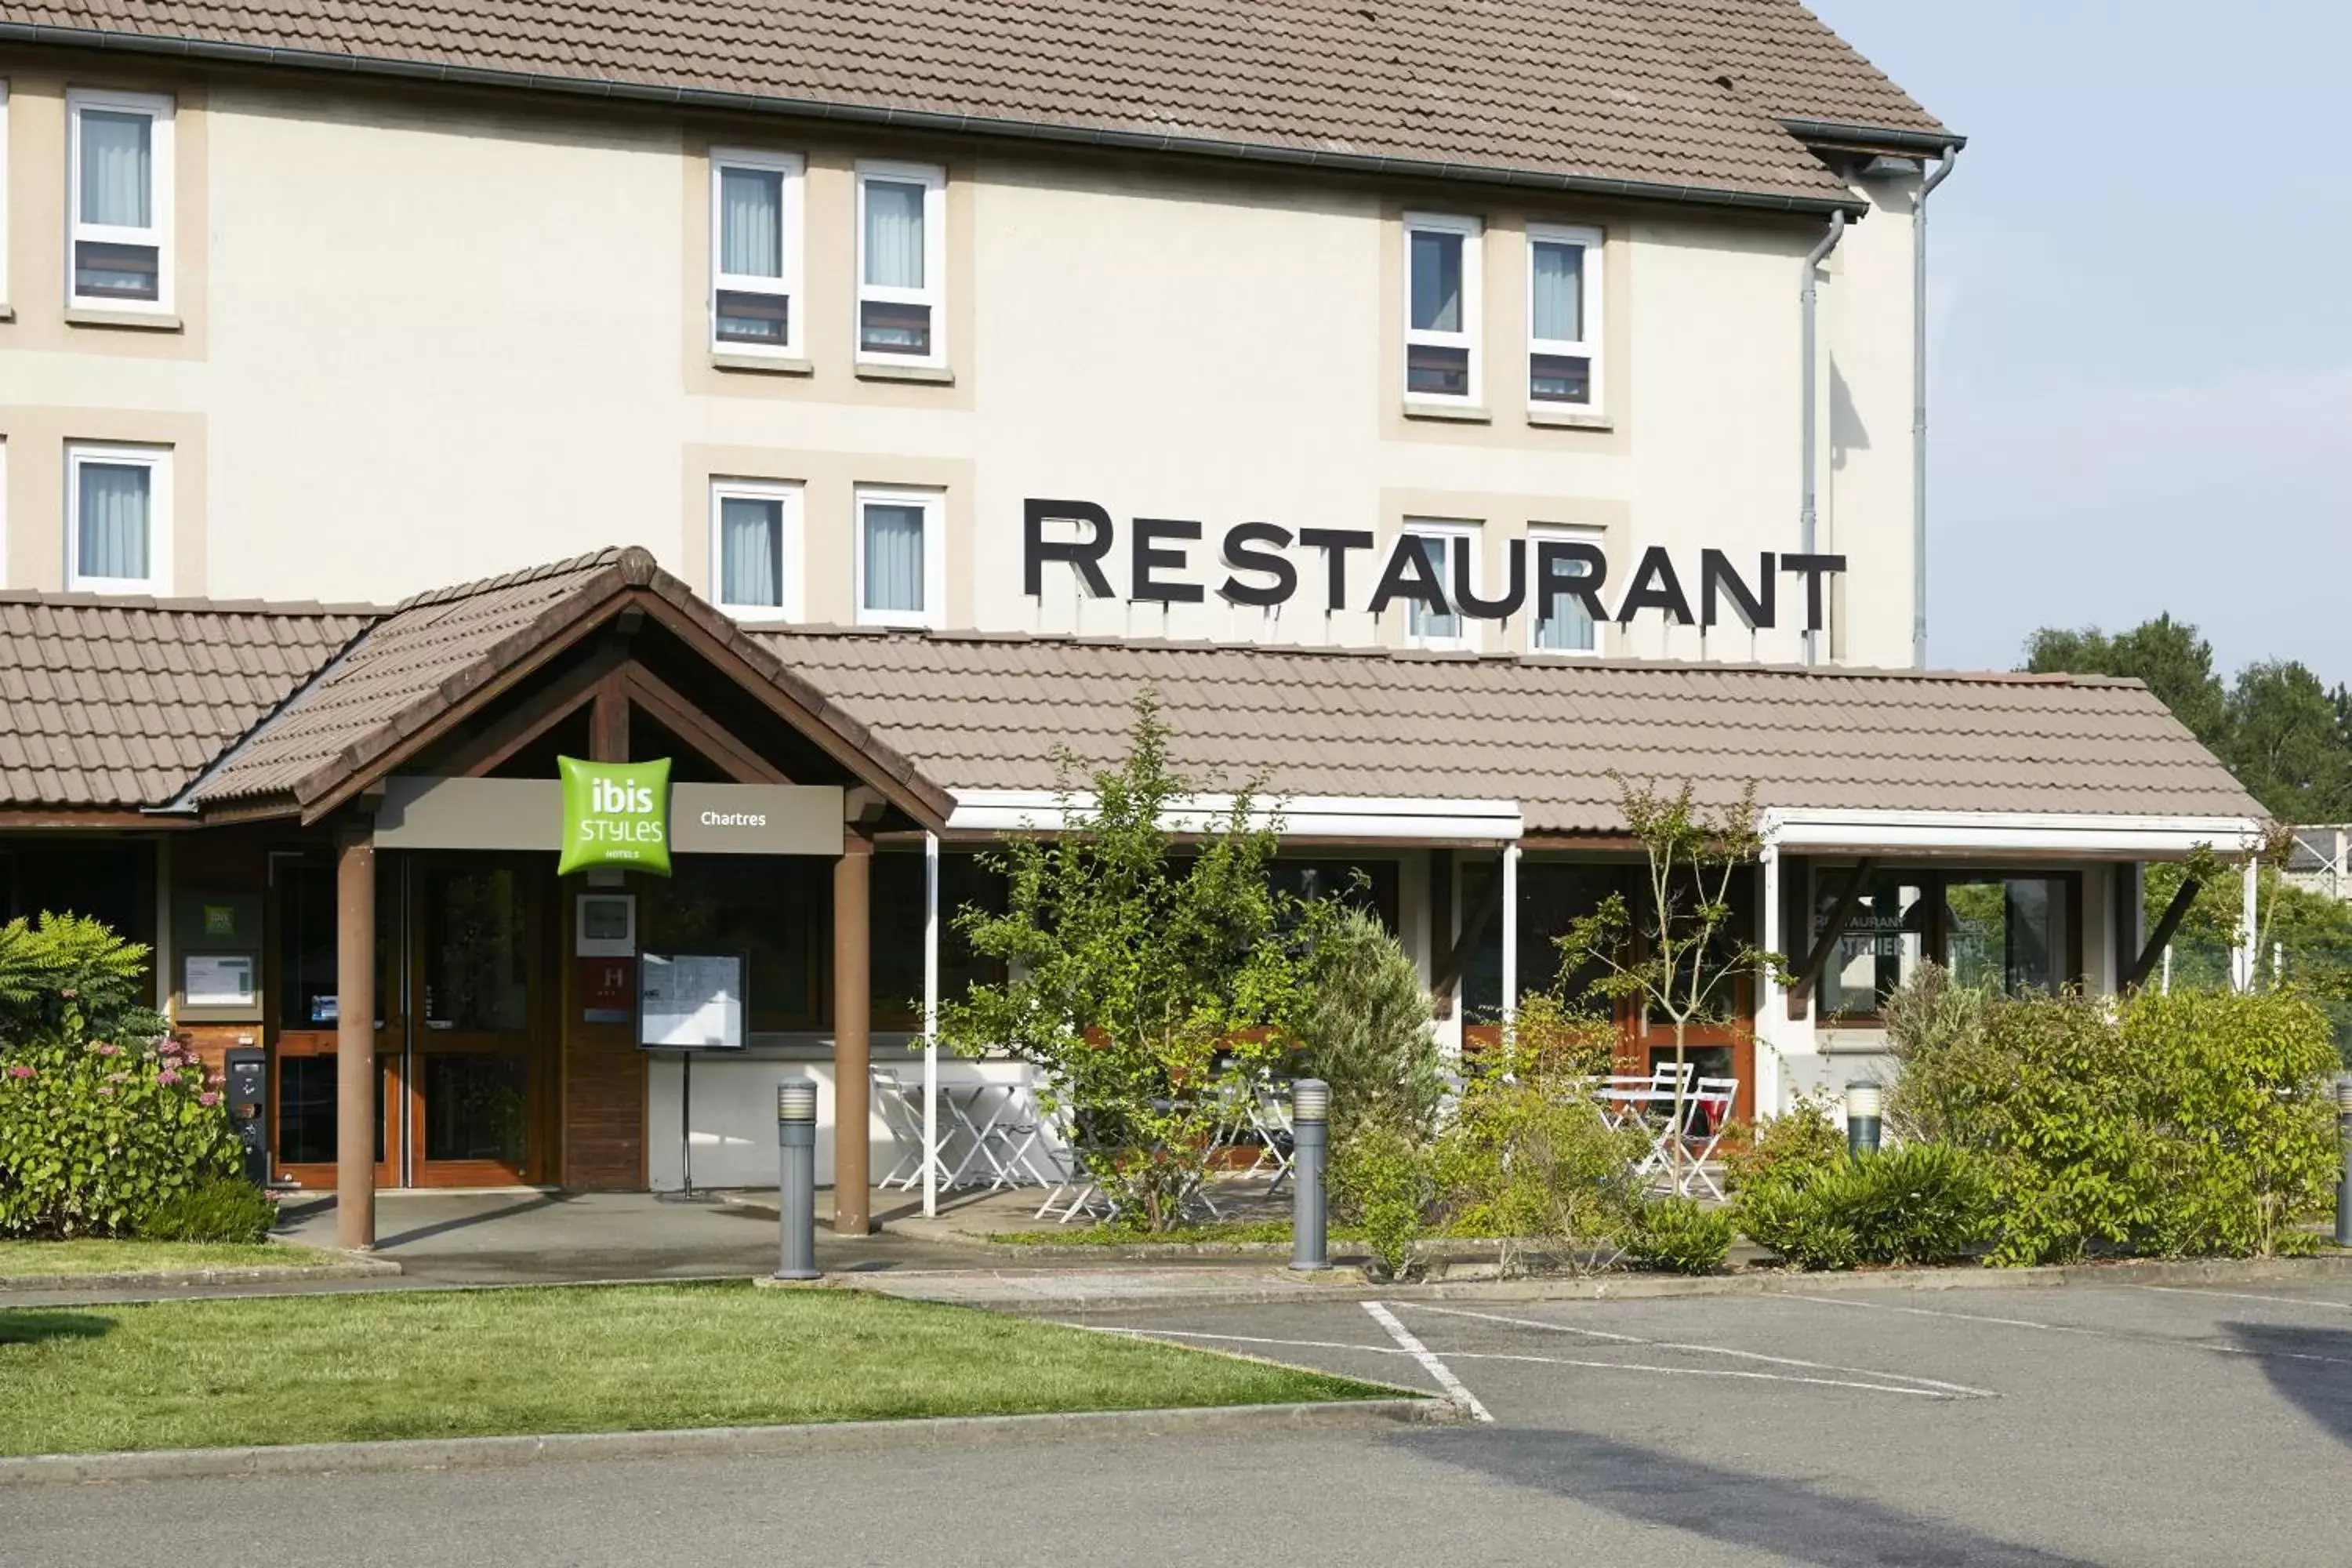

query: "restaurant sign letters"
xmin=1022 ymin=499 xmax=1846 ymax=632
xmin=557 ymin=757 xmax=673 ymax=877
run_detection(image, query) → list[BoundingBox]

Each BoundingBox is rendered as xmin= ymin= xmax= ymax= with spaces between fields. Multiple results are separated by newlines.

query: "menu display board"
xmin=637 ymin=953 xmax=746 ymax=1051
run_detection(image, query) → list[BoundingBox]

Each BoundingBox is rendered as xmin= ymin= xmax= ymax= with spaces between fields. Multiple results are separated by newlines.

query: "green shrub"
xmin=1885 ymin=973 xmax=2339 ymax=1265
xmin=1621 ymin=1196 xmax=1737 ymax=1275
xmin=138 ymin=1177 xmax=280 ymax=1243
xmin=1722 ymin=1092 xmax=1848 ymax=1193
xmin=1298 ymin=906 xmax=1443 ymax=1149
xmin=1432 ymin=997 xmax=1643 ymax=1276
xmin=0 ymin=912 xmax=170 ymax=1047
xmin=1737 ymin=1180 xmax=1860 ymax=1271
xmin=0 ymin=1031 xmax=240 ymax=1237
xmin=1330 ymin=1122 xmax=1435 ymax=1279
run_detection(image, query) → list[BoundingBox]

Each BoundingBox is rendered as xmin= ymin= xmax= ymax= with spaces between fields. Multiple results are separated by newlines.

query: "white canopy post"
xmin=1755 ymin=842 xmax=1783 ymax=1117
xmin=1500 ymin=844 xmax=1521 ymax=1025
xmin=922 ymin=831 xmax=941 ymax=1217
xmin=2233 ymin=854 xmax=2259 ymax=993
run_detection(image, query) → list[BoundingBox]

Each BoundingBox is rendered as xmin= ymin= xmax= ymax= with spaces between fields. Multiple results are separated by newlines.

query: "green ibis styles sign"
xmin=557 ymin=757 xmax=673 ymax=877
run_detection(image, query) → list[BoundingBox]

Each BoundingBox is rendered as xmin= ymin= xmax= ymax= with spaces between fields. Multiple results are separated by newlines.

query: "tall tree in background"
xmin=2024 ymin=615 xmax=2227 ymax=750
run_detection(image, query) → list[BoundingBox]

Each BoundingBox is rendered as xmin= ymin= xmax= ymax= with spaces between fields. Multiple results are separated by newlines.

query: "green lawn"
xmin=0 ymin=1240 xmax=342 ymax=1279
xmin=0 ymin=1282 xmax=1389 ymax=1456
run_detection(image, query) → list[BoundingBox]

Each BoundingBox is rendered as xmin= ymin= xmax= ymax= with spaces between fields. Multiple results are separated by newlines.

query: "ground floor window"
xmin=1813 ymin=867 xmax=2077 ymax=1018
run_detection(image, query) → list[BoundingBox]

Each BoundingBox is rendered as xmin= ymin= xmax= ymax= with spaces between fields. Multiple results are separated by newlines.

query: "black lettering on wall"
xmin=1700 ymin=549 xmax=1777 ymax=630
xmin=1218 ymin=522 xmax=1298 ymax=608
xmin=1131 ymin=518 xmax=1205 ymax=604
xmin=1533 ymin=539 xmax=1610 ymax=627
xmin=1296 ymin=528 xmax=1377 ymax=612
xmin=1780 ymin=554 xmax=1846 ymax=633
xmin=1368 ymin=535 xmax=1450 ymax=617
xmin=1613 ymin=545 xmax=1694 ymax=626
xmin=1022 ymin=499 xmax=1116 ymax=597
xmin=1455 ymin=539 xmax=1526 ymax=620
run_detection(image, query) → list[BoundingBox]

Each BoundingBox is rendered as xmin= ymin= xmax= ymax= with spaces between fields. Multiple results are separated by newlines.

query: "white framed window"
xmin=707 ymin=478 xmax=803 ymax=619
xmin=1528 ymin=523 xmax=1603 ymax=655
xmin=855 ymin=160 xmax=947 ymax=367
xmin=1400 ymin=519 xmax=1477 ymax=651
xmin=1403 ymin=212 xmax=1481 ymax=405
xmin=67 ymin=89 xmax=174 ymax=315
xmin=67 ymin=443 xmax=172 ymax=595
xmin=709 ymin=148 xmax=804 ymax=357
xmin=853 ymin=486 xmax=946 ymax=630
xmin=1527 ymin=223 xmax=1602 ymax=411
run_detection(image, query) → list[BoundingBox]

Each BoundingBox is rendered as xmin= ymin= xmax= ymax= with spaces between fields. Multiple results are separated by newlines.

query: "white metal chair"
xmin=869 ymin=1069 xmax=930 ymax=1192
xmin=1679 ymin=1076 xmax=1741 ymax=1200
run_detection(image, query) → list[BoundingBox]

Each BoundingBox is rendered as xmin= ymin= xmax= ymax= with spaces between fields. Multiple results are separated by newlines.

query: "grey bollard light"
xmin=1846 ymin=1081 xmax=1883 ymax=1157
xmin=1290 ymin=1078 xmax=1330 ymax=1272
xmin=775 ymin=1078 xmax=820 ymax=1281
xmin=2336 ymin=1075 xmax=2352 ymax=1250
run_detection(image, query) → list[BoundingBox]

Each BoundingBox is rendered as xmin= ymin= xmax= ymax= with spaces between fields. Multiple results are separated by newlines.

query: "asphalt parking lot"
xmin=1053 ymin=1274 xmax=2352 ymax=1566
xmin=9 ymin=1274 xmax=2352 ymax=1566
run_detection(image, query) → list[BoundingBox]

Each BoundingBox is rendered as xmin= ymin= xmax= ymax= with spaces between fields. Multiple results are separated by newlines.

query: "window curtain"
xmin=719 ymin=497 xmax=782 ymax=608
xmin=1534 ymin=553 xmax=1595 ymax=651
xmin=863 ymin=503 xmax=926 ymax=613
xmin=79 ymin=111 xmax=153 ymax=228
xmin=719 ymin=168 xmax=782 ymax=278
xmin=863 ymin=181 xmax=926 ymax=288
xmin=1409 ymin=231 xmax=1461 ymax=332
xmin=77 ymin=463 xmax=151 ymax=581
xmin=1532 ymin=241 xmax=1584 ymax=343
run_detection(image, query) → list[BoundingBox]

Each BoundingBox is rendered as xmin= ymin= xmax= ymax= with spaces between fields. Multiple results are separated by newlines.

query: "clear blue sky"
xmin=1809 ymin=1 xmax=2352 ymax=680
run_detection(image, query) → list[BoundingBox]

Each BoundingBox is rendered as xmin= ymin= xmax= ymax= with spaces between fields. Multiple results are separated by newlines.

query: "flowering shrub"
xmin=0 ymin=1030 xmax=243 ymax=1237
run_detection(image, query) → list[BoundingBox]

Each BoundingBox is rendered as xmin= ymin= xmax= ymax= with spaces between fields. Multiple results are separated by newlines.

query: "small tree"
xmin=1556 ymin=775 xmax=1778 ymax=1186
xmin=0 ymin=913 xmax=169 ymax=1049
xmin=1294 ymin=905 xmax=1441 ymax=1151
xmin=937 ymin=692 xmax=1314 ymax=1232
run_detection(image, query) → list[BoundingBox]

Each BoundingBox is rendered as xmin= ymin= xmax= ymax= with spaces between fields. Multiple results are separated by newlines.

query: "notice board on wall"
xmin=637 ymin=953 xmax=746 ymax=1051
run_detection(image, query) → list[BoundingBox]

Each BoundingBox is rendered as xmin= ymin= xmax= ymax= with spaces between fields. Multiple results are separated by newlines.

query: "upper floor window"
xmin=1 ymin=83 xmax=13 ymax=307
xmin=855 ymin=487 xmax=945 ymax=629
xmin=1528 ymin=224 xmax=1602 ymax=411
xmin=1403 ymin=212 xmax=1481 ymax=405
xmin=67 ymin=443 xmax=172 ymax=595
xmin=710 ymin=478 xmax=802 ymax=619
xmin=855 ymin=161 xmax=946 ymax=367
xmin=1529 ymin=523 xmax=1601 ymax=655
xmin=1401 ymin=520 xmax=1476 ymax=650
xmin=68 ymin=89 xmax=174 ymax=314
xmin=710 ymin=149 xmax=804 ymax=357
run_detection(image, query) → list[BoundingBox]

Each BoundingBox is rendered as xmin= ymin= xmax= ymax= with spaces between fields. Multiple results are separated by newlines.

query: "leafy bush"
xmin=0 ymin=912 xmax=169 ymax=1049
xmin=1621 ymin=1196 xmax=1737 ymax=1275
xmin=1296 ymin=906 xmax=1443 ymax=1150
xmin=1740 ymin=1145 xmax=1994 ymax=1270
xmin=1884 ymin=975 xmax=2340 ymax=1265
xmin=1722 ymin=1092 xmax=1848 ymax=1193
xmin=138 ymin=1177 xmax=279 ymax=1243
xmin=0 ymin=1032 xmax=240 ymax=1237
xmin=1432 ymin=996 xmax=1644 ymax=1276
xmin=1330 ymin=1122 xmax=1436 ymax=1279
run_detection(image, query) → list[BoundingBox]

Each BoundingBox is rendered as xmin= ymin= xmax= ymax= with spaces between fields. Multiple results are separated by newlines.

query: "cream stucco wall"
xmin=0 ymin=64 xmax=1921 ymax=668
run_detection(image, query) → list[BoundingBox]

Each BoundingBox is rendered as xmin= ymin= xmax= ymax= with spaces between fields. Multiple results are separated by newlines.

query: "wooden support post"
xmin=832 ymin=831 xmax=873 ymax=1235
xmin=2123 ymin=877 xmax=2200 ymax=992
xmin=1788 ymin=858 xmax=1875 ymax=1019
xmin=590 ymin=667 xmax=630 ymax=764
xmin=335 ymin=816 xmax=378 ymax=1251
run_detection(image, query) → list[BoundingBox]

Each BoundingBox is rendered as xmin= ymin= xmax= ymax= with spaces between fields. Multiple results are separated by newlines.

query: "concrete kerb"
xmin=0 ymin=1398 xmax=1453 ymax=1487
xmin=0 ymin=1254 xmax=401 ymax=1294
xmin=833 ymin=1250 xmax=2352 ymax=1314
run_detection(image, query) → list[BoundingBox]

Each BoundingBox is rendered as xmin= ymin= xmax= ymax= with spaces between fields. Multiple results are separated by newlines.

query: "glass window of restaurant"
xmin=1461 ymin=859 xmax=1629 ymax=1022
xmin=1813 ymin=867 xmax=2076 ymax=1019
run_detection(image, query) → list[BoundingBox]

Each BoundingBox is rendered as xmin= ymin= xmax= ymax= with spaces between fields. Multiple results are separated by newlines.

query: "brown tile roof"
xmin=0 ymin=0 xmax=1933 ymax=208
xmin=0 ymin=591 xmax=373 ymax=811
xmin=1645 ymin=0 xmax=1950 ymax=138
xmin=752 ymin=630 xmax=2264 ymax=835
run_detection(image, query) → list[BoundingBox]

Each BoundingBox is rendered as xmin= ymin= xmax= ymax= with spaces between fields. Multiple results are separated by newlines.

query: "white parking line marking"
xmin=1364 ymin=1301 xmax=1496 ymax=1422
xmin=1403 ymin=1302 xmax=1998 ymax=1399
xmin=1786 ymin=1292 xmax=2352 ymax=1370
xmin=2129 ymin=1284 xmax=2352 ymax=1312
xmin=1068 ymin=1323 xmax=1971 ymax=1401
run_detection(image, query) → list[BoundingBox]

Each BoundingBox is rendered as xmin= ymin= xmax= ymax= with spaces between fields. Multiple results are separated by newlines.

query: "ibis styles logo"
xmin=557 ymin=757 xmax=673 ymax=877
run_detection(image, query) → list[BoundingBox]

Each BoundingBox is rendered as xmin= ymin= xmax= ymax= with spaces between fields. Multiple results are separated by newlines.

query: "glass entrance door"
xmin=408 ymin=860 xmax=546 ymax=1185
